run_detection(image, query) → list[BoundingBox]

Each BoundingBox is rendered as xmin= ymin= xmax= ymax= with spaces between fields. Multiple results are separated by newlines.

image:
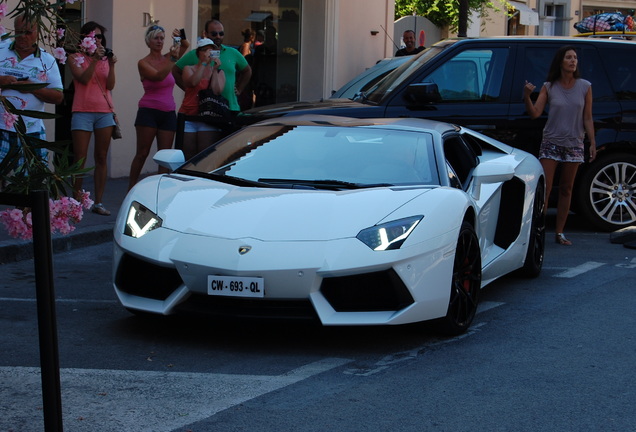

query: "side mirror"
xmin=470 ymin=162 xmax=515 ymax=200
xmin=404 ymin=82 xmax=442 ymax=104
xmin=153 ymin=149 xmax=185 ymax=171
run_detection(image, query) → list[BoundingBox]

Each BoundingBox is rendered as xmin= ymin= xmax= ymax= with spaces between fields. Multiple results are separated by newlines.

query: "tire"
xmin=434 ymin=221 xmax=481 ymax=336
xmin=517 ymin=180 xmax=545 ymax=278
xmin=577 ymin=152 xmax=636 ymax=231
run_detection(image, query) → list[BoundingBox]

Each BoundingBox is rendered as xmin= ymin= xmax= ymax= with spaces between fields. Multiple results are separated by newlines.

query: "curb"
xmin=609 ymin=226 xmax=636 ymax=247
xmin=0 ymin=224 xmax=114 ymax=265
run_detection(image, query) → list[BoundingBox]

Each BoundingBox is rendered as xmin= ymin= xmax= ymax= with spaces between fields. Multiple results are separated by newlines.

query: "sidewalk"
xmin=0 ymin=175 xmax=131 ymax=264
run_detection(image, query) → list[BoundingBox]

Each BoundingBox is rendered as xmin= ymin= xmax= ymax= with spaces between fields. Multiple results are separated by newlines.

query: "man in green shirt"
xmin=173 ymin=19 xmax=251 ymax=113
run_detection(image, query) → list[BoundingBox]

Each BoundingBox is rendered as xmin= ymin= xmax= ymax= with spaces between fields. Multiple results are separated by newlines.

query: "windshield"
xmin=365 ymin=42 xmax=454 ymax=103
xmin=179 ymin=124 xmax=440 ymax=188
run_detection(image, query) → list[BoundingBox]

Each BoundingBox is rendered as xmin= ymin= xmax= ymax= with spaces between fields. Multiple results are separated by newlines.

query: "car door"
xmin=384 ymin=42 xmax=515 ymax=135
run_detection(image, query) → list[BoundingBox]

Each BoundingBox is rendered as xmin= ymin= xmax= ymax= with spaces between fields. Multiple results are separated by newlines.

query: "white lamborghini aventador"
xmin=113 ymin=116 xmax=545 ymax=335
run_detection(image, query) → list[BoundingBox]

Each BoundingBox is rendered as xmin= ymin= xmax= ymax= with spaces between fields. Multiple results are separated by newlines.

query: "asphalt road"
xmin=1 ymin=214 xmax=635 ymax=431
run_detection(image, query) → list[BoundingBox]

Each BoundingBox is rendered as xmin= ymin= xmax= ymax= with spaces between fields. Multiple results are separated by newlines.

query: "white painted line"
xmin=0 ymin=358 xmax=351 ymax=432
xmin=553 ymin=261 xmax=605 ymax=278
xmin=0 ymin=297 xmax=117 ymax=304
xmin=344 ymin=321 xmax=490 ymax=377
xmin=478 ymin=301 xmax=505 ymax=313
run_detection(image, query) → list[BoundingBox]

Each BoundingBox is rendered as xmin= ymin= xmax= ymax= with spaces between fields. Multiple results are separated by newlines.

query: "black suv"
xmin=238 ymin=37 xmax=636 ymax=231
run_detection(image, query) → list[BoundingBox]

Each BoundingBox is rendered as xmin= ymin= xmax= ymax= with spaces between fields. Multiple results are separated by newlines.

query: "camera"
xmin=104 ymin=48 xmax=114 ymax=58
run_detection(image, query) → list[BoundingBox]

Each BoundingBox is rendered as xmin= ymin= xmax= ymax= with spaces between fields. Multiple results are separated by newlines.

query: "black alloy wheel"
xmin=435 ymin=221 xmax=481 ymax=336
xmin=517 ymin=179 xmax=546 ymax=277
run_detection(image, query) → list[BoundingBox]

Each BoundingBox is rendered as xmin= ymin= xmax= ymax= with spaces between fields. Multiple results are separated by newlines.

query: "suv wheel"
xmin=577 ymin=152 xmax=636 ymax=231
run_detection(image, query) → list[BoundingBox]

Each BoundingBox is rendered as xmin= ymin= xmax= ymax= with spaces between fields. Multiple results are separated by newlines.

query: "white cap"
xmin=197 ymin=38 xmax=215 ymax=49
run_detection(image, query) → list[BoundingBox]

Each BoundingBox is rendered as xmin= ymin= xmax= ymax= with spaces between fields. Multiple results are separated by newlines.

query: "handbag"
xmin=198 ymin=71 xmax=231 ymax=124
xmin=112 ymin=113 xmax=122 ymax=140
xmin=96 ymin=77 xmax=122 ymax=140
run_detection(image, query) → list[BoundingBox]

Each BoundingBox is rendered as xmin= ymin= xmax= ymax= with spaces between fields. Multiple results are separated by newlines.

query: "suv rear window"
xmin=600 ymin=47 xmax=636 ymax=100
xmin=522 ymin=45 xmax=614 ymax=101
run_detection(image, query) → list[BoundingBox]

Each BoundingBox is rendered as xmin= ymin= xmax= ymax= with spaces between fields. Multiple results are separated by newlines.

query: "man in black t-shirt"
xmin=395 ymin=30 xmax=425 ymax=57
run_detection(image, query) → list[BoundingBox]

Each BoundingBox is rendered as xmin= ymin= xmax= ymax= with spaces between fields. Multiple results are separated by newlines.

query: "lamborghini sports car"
xmin=113 ymin=116 xmax=545 ymax=335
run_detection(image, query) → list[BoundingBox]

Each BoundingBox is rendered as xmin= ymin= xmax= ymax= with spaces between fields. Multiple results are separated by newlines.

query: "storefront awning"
xmin=245 ymin=12 xmax=273 ymax=22
xmin=510 ymin=1 xmax=540 ymax=26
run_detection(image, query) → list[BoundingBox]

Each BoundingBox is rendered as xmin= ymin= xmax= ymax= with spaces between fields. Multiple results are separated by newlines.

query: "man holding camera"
xmin=0 ymin=14 xmax=64 ymax=166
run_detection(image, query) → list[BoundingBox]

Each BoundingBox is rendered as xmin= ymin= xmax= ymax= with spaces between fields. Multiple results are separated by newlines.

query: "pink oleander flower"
xmin=7 ymin=57 xmax=18 ymax=67
xmin=1 ymin=191 xmax=94 ymax=240
xmin=3 ymin=112 xmax=18 ymax=129
xmin=76 ymin=189 xmax=94 ymax=210
xmin=0 ymin=208 xmax=32 ymax=240
xmin=53 ymin=47 xmax=67 ymax=64
xmin=38 ymin=71 xmax=47 ymax=81
xmin=0 ymin=4 xmax=7 ymax=19
xmin=80 ymin=36 xmax=97 ymax=55
xmin=72 ymin=55 xmax=85 ymax=67
xmin=56 ymin=28 xmax=65 ymax=40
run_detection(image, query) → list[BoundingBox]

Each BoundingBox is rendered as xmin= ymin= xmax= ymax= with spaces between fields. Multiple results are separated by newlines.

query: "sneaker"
xmin=91 ymin=203 xmax=111 ymax=216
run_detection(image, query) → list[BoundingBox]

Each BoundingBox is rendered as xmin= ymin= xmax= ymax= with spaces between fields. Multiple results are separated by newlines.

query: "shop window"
xmin=200 ymin=0 xmax=301 ymax=108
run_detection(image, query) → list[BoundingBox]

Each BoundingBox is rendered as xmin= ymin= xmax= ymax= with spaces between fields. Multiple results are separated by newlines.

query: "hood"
xmin=237 ymin=98 xmax=376 ymax=126
xmin=154 ymin=176 xmax=428 ymax=241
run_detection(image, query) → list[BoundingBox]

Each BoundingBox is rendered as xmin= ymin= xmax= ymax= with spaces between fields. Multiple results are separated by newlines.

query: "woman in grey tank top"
xmin=522 ymin=46 xmax=597 ymax=246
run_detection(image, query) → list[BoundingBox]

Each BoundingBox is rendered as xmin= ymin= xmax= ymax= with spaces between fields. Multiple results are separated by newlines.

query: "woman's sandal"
xmin=555 ymin=233 xmax=572 ymax=246
xmin=91 ymin=203 xmax=111 ymax=216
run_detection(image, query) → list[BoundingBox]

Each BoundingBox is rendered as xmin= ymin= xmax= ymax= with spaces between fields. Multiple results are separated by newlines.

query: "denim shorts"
xmin=71 ymin=112 xmax=116 ymax=131
xmin=135 ymin=107 xmax=177 ymax=131
xmin=184 ymin=120 xmax=221 ymax=133
xmin=0 ymin=129 xmax=47 ymax=165
xmin=539 ymin=140 xmax=584 ymax=163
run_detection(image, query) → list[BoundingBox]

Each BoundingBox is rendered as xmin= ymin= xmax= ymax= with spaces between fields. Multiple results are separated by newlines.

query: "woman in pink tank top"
xmin=128 ymin=25 xmax=189 ymax=190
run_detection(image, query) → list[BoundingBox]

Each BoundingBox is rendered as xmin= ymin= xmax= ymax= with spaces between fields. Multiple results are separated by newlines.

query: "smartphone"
xmin=179 ymin=28 xmax=186 ymax=40
xmin=210 ymin=50 xmax=220 ymax=58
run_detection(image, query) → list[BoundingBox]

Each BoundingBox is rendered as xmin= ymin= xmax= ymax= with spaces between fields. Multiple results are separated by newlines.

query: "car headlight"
xmin=124 ymin=201 xmax=163 ymax=238
xmin=356 ymin=216 xmax=423 ymax=251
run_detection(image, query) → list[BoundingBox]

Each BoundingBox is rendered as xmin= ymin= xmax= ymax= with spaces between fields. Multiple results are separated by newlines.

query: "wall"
xmin=319 ymin=0 xmax=394 ymax=99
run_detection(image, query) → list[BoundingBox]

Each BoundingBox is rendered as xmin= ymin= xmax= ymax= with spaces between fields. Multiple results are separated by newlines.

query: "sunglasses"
xmin=94 ymin=34 xmax=104 ymax=40
xmin=208 ymin=31 xmax=224 ymax=37
xmin=148 ymin=25 xmax=165 ymax=32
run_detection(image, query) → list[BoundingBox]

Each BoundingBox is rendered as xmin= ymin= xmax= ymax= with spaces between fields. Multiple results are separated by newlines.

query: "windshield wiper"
xmin=258 ymin=178 xmax=392 ymax=190
xmin=177 ymin=169 xmax=271 ymax=188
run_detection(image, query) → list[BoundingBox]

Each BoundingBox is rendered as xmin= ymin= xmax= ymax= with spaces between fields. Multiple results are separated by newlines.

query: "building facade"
xmin=7 ymin=0 xmax=395 ymax=178
xmin=9 ymin=0 xmax=632 ymax=179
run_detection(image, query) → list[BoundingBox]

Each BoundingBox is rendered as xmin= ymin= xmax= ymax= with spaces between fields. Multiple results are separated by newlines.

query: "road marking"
xmin=343 ymin=303 xmax=505 ymax=377
xmin=0 ymin=358 xmax=351 ymax=432
xmin=0 ymin=297 xmax=117 ymax=304
xmin=553 ymin=261 xmax=605 ymax=278
xmin=478 ymin=301 xmax=505 ymax=313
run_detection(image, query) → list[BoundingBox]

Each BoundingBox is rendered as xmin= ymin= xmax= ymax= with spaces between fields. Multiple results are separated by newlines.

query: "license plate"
xmin=207 ymin=275 xmax=264 ymax=298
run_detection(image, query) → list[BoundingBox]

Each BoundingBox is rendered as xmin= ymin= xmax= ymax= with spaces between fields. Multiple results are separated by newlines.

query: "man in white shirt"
xmin=0 ymin=14 xmax=64 ymax=167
